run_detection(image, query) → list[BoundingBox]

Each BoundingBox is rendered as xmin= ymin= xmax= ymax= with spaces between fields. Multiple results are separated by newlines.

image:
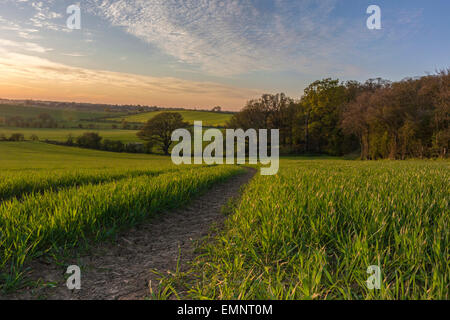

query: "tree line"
xmin=0 ymin=132 xmax=153 ymax=153
xmin=227 ymin=70 xmax=449 ymax=159
xmin=63 ymin=132 xmax=150 ymax=153
xmin=0 ymin=131 xmax=151 ymax=154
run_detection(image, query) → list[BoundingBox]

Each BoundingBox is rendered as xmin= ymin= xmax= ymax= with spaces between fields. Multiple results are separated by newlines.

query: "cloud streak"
xmin=0 ymin=38 xmax=52 ymax=52
xmin=1 ymin=0 xmax=430 ymax=80
xmin=86 ymin=0 xmax=350 ymax=76
xmin=0 ymin=0 xmax=439 ymax=109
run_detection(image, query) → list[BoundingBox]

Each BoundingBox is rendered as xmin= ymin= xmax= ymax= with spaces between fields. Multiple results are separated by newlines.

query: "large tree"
xmin=137 ymin=112 xmax=188 ymax=155
xmin=227 ymin=93 xmax=297 ymax=150
xmin=76 ymin=132 xmax=102 ymax=149
xmin=341 ymin=91 xmax=374 ymax=160
xmin=300 ymin=78 xmax=348 ymax=155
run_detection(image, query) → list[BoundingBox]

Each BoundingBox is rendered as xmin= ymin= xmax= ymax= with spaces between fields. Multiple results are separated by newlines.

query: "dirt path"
xmin=4 ymin=167 xmax=256 ymax=300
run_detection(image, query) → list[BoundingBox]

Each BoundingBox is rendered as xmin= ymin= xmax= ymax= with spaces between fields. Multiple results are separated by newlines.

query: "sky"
xmin=0 ymin=0 xmax=448 ymax=111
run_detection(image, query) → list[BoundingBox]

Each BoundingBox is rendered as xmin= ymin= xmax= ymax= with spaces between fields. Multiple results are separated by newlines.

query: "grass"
xmin=0 ymin=142 xmax=170 ymax=170
xmin=162 ymin=159 xmax=449 ymax=300
xmin=1 ymin=142 xmax=448 ymax=299
xmin=0 ymin=167 xmax=171 ymax=202
xmin=0 ymin=142 xmax=244 ymax=292
xmin=107 ymin=110 xmax=233 ymax=127
xmin=0 ymin=128 xmax=140 ymax=143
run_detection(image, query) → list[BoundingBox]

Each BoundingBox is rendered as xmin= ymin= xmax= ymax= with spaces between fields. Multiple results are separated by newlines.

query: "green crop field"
xmin=107 ymin=110 xmax=233 ymax=127
xmin=164 ymin=159 xmax=449 ymax=300
xmin=0 ymin=142 xmax=448 ymax=299
xmin=0 ymin=142 xmax=243 ymax=291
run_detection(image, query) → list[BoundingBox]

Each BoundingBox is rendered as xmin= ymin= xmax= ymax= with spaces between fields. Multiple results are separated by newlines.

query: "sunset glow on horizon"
xmin=0 ymin=48 xmax=261 ymax=109
xmin=0 ymin=0 xmax=449 ymax=111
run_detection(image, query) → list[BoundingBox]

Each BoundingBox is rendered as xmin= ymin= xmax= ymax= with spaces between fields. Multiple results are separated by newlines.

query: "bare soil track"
xmin=3 ymin=167 xmax=256 ymax=300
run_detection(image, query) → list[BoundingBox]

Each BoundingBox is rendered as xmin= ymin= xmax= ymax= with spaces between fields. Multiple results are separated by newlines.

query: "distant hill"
xmin=0 ymin=100 xmax=235 ymax=130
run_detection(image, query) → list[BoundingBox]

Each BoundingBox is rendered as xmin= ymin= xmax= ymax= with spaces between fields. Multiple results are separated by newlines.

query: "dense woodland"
xmin=227 ymin=70 xmax=449 ymax=159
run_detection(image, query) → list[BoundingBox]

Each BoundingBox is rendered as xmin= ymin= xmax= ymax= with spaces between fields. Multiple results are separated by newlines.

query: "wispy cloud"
xmin=0 ymin=38 xmax=52 ymax=52
xmin=86 ymin=0 xmax=350 ymax=76
xmin=60 ymin=52 xmax=89 ymax=57
xmin=0 ymin=0 xmax=431 ymax=79
xmin=1 ymin=0 xmax=68 ymax=31
xmin=0 ymin=0 xmax=442 ymax=108
xmin=29 ymin=0 xmax=65 ymax=31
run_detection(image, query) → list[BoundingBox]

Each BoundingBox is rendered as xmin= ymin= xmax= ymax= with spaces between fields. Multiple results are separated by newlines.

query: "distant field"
xmin=0 ymin=104 xmax=121 ymax=121
xmin=0 ymin=141 xmax=167 ymax=170
xmin=107 ymin=110 xmax=233 ymax=127
xmin=0 ymin=127 xmax=140 ymax=143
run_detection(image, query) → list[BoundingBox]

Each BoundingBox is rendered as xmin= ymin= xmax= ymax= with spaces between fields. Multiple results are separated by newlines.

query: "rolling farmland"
xmin=0 ymin=104 xmax=120 ymax=122
xmin=1 ymin=0 xmax=448 ymax=305
xmin=0 ymin=104 xmax=235 ymax=146
xmin=0 ymin=142 xmax=448 ymax=299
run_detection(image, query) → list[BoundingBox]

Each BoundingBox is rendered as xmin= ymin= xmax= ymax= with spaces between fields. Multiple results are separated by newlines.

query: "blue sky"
xmin=0 ymin=0 xmax=448 ymax=110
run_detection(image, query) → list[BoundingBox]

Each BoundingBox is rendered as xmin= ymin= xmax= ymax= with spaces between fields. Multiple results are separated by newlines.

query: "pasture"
xmin=0 ymin=128 xmax=140 ymax=144
xmin=0 ymin=142 xmax=167 ymax=170
xmin=107 ymin=110 xmax=233 ymax=127
xmin=0 ymin=104 xmax=235 ymax=145
xmin=0 ymin=104 xmax=118 ymax=122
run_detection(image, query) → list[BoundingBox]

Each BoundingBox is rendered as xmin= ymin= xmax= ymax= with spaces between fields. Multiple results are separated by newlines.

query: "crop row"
xmin=0 ymin=165 xmax=244 ymax=290
xmin=177 ymin=160 xmax=449 ymax=300
xmin=0 ymin=167 xmax=180 ymax=202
